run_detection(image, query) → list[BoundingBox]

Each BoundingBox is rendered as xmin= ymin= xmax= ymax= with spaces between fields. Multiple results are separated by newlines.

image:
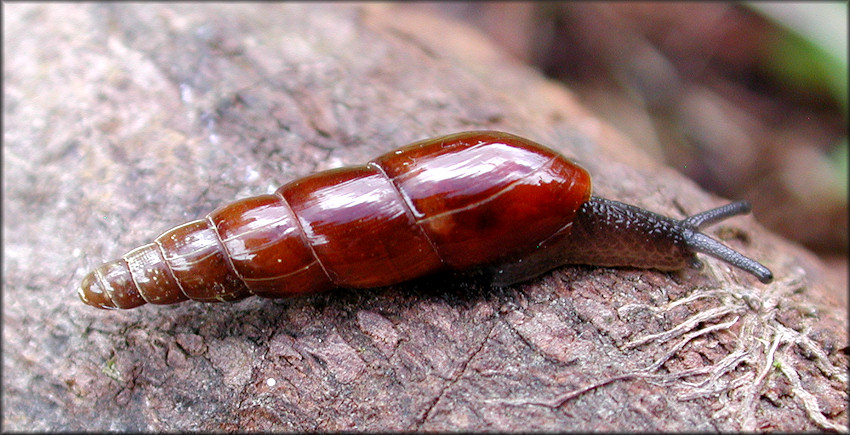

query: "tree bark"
xmin=3 ymin=3 xmax=846 ymax=432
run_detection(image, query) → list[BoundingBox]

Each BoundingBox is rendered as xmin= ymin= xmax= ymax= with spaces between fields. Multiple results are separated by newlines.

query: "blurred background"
xmin=405 ymin=2 xmax=848 ymax=288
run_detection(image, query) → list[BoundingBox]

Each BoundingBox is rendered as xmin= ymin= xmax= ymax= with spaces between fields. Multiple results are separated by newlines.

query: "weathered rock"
xmin=3 ymin=3 xmax=846 ymax=432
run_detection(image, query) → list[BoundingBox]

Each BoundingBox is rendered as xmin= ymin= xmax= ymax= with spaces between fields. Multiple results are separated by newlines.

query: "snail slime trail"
xmin=79 ymin=131 xmax=773 ymax=310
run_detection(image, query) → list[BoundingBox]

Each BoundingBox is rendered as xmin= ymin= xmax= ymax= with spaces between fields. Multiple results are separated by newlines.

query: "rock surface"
xmin=3 ymin=4 xmax=846 ymax=431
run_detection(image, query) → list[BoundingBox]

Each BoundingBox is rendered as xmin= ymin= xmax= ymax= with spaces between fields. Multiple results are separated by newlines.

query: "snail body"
xmin=79 ymin=131 xmax=772 ymax=310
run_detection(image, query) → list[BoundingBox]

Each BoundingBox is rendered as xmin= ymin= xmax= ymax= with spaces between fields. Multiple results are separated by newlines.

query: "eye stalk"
xmin=680 ymin=201 xmax=773 ymax=284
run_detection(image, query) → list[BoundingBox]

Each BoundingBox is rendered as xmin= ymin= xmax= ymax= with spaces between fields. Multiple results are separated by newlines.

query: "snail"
xmin=79 ymin=131 xmax=773 ymax=310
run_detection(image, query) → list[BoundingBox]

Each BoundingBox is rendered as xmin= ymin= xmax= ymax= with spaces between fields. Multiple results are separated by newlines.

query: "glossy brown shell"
xmin=79 ymin=131 xmax=592 ymax=309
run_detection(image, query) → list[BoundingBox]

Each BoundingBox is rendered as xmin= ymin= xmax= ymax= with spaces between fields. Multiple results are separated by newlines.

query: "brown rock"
xmin=3 ymin=3 xmax=846 ymax=432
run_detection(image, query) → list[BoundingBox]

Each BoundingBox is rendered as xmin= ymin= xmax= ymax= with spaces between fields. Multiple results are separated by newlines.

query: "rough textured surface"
xmin=3 ymin=4 xmax=846 ymax=432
